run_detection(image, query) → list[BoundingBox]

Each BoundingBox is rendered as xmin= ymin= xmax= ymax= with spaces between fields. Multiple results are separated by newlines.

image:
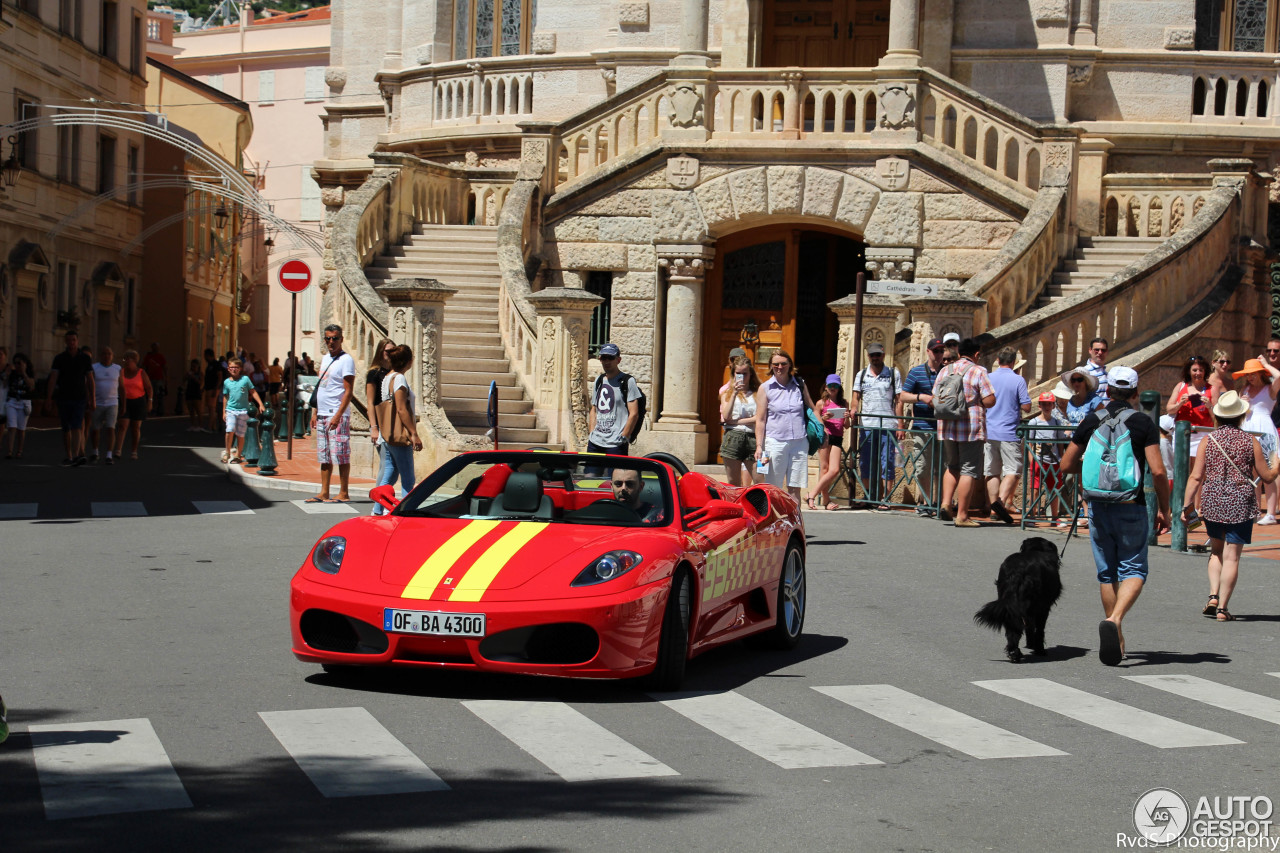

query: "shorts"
xmin=720 ymin=429 xmax=756 ymax=462
xmin=983 ymin=440 xmax=1023 ymax=478
xmin=6 ymin=399 xmax=31 ymax=430
xmin=92 ymin=405 xmax=118 ymax=430
xmin=944 ymin=439 xmax=983 ymax=478
xmin=268 ymin=382 xmax=281 ymax=395
xmin=762 ymin=436 xmax=808 ymax=489
xmin=1088 ymin=501 xmax=1151 ymax=584
xmin=1031 ymin=462 xmax=1061 ymax=492
xmin=123 ymin=397 xmax=148 ymax=422
xmin=316 ymin=414 xmax=351 ymax=465
xmin=1204 ymin=518 xmax=1253 ymax=546
xmin=225 ymin=408 xmax=249 ymax=437
xmin=57 ymin=399 xmax=86 ymax=432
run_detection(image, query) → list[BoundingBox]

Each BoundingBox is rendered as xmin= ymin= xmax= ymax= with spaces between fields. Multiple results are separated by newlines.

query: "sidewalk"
xmin=224 ymin=433 xmax=376 ymax=499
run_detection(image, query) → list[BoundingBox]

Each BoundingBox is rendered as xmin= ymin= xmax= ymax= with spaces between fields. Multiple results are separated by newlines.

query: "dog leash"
xmin=1060 ymin=500 xmax=1082 ymax=559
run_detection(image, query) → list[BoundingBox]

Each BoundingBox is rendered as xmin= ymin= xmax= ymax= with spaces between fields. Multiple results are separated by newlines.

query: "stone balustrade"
xmin=982 ymin=183 xmax=1240 ymax=389
xmin=496 ymin=179 xmax=541 ymax=397
xmin=709 ymin=69 xmax=880 ymax=137
xmin=397 ymin=57 xmax=538 ymax=127
xmin=1100 ymin=174 xmax=1215 ymax=238
xmin=1190 ymin=56 xmax=1278 ymax=124
xmin=551 ymin=72 xmax=671 ymax=189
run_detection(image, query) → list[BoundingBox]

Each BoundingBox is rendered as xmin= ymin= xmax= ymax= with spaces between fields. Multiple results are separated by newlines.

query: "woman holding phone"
xmin=719 ymin=354 xmax=760 ymax=486
xmin=1168 ymin=355 xmax=1214 ymax=458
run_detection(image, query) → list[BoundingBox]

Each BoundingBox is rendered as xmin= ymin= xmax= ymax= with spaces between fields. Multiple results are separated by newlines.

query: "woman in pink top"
xmin=806 ymin=375 xmax=851 ymax=511
xmin=114 ymin=350 xmax=153 ymax=460
xmin=754 ymin=350 xmax=818 ymax=503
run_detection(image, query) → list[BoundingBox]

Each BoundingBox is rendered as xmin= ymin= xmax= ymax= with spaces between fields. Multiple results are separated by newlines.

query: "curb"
xmin=222 ymin=463 xmax=374 ymax=499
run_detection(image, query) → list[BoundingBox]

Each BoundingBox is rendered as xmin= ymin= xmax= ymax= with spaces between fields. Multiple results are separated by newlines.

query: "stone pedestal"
xmin=829 ymin=293 xmax=905 ymax=380
xmin=654 ymin=244 xmax=714 ymax=464
xmin=527 ymin=287 xmax=603 ymax=449
xmin=381 ymin=278 xmax=456 ymax=475
xmin=1075 ymin=136 xmax=1112 ymax=237
xmin=900 ymin=291 xmax=989 ymax=359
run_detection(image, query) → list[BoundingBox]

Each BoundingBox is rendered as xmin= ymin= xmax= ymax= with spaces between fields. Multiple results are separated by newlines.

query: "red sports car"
xmin=289 ymin=451 xmax=807 ymax=688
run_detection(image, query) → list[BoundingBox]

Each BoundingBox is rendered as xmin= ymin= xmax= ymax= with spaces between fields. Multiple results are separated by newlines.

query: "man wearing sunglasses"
xmin=308 ymin=325 xmax=356 ymax=503
xmin=588 ymin=342 xmax=641 ymax=460
xmin=901 ymin=337 xmax=946 ymax=516
xmin=1080 ymin=337 xmax=1110 ymax=408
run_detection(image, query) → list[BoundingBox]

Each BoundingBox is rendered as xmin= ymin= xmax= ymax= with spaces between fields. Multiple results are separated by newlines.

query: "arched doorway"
xmin=761 ymin=0 xmax=890 ymax=67
xmin=700 ymin=226 xmax=866 ymax=455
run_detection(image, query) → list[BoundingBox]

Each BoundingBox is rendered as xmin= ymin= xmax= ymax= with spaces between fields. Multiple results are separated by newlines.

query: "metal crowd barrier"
xmin=838 ymin=413 xmax=943 ymax=512
xmin=1017 ymin=423 xmax=1080 ymax=529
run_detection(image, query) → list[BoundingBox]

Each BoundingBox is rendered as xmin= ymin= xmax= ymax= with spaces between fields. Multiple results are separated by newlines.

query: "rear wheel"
xmin=646 ymin=569 xmax=691 ymax=691
xmin=761 ymin=543 xmax=806 ymax=650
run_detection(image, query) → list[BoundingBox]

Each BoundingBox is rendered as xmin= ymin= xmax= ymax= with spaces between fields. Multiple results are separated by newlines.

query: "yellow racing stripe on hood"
xmin=448 ymin=522 xmax=549 ymax=602
xmin=401 ymin=520 xmax=502 ymax=600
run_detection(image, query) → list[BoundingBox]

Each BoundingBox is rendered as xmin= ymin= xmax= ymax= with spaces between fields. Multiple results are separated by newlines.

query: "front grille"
xmin=300 ymin=610 xmax=389 ymax=654
xmin=479 ymin=623 xmax=600 ymax=665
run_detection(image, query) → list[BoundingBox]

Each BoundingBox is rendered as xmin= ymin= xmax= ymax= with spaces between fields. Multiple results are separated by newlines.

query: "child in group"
xmin=220 ymin=358 xmax=267 ymax=464
xmin=4 ymin=353 xmax=34 ymax=459
xmin=806 ymin=375 xmax=852 ymax=511
xmin=1028 ymin=392 xmax=1071 ymax=527
xmin=1158 ymin=414 xmax=1176 ymax=478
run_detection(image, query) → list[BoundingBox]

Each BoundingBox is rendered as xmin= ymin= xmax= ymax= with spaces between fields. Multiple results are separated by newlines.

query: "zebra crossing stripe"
xmin=815 ymin=684 xmax=1067 ymax=759
xmin=1125 ymin=674 xmax=1280 ymax=726
xmin=192 ymin=500 xmax=254 ymax=515
xmin=974 ymin=678 xmax=1243 ymax=748
xmin=463 ymin=700 xmax=678 ymax=782
xmin=291 ymin=499 xmax=358 ymax=515
xmin=0 ymin=503 xmax=37 ymax=519
xmin=28 ymin=718 xmax=192 ymax=820
xmin=91 ymin=501 xmax=147 ymax=517
xmin=259 ymin=707 xmax=449 ymax=797
xmin=655 ymin=690 xmax=882 ymax=769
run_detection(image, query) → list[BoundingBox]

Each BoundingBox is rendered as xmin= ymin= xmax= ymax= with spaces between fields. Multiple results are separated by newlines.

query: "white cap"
xmin=942 ymin=332 xmax=960 ymax=345
xmin=1108 ymin=365 xmax=1139 ymax=389
xmin=1159 ymin=414 xmax=1176 ymax=432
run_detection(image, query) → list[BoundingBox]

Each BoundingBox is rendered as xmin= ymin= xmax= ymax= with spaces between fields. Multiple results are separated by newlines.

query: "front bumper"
xmin=290 ymin=575 xmax=670 ymax=679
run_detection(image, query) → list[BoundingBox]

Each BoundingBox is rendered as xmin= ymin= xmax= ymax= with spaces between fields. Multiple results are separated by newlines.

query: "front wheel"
xmin=761 ymin=543 xmax=806 ymax=650
xmin=645 ymin=570 xmax=691 ymax=691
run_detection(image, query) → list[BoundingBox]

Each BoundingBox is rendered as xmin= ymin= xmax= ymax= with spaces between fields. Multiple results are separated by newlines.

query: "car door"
xmin=678 ymin=474 xmax=760 ymax=642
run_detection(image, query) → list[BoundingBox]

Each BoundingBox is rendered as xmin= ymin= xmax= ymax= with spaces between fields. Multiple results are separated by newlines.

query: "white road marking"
xmin=259 ymin=707 xmax=448 ymax=797
xmin=291 ymin=499 xmax=358 ymax=515
xmin=463 ymin=700 xmax=679 ymax=782
xmin=91 ymin=501 xmax=147 ymax=517
xmin=815 ymin=684 xmax=1067 ymax=759
xmin=28 ymin=718 xmax=192 ymax=820
xmin=974 ymin=678 xmax=1242 ymax=748
xmin=191 ymin=500 xmax=254 ymax=515
xmin=0 ymin=503 xmax=38 ymax=518
xmin=656 ymin=690 xmax=881 ymax=768
xmin=1125 ymin=674 xmax=1280 ymax=726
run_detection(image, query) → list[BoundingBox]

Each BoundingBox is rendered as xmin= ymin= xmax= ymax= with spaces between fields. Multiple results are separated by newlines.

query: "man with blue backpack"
xmin=1058 ymin=366 xmax=1171 ymax=666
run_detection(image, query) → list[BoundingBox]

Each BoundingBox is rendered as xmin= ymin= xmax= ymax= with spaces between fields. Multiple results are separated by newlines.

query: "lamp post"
xmin=2 ymin=135 xmax=21 ymax=188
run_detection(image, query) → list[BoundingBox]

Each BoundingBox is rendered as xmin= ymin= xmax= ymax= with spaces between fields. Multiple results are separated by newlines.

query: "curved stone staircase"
xmin=1036 ymin=236 xmax=1165 ymax=308
xmin=366 ymin=224 xmax=558 ymax=448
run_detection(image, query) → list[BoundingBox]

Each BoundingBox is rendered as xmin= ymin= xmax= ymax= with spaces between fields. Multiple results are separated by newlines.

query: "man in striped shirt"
xmin=1080 ymin=337 xmax=1109 ymax=408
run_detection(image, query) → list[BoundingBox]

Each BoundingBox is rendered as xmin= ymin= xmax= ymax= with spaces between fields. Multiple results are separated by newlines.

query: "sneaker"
xmin=991 ymin=500 xmax=1015 ymax=525
xmin=71 ymin=455 xmax=87 ymax=467
xmin=105 ymin=457 xmax=114 ymax=466
xmin=915 ymin=505 xmax=933 ymax=518
xmin=89 ymin=453 xmax=99 ymax=464
xmin=1259 ymin=515 xmax=1277 ymax=526
xmin=60 ymin=457 xmax=73 ymax=466
xmin=220 ymin=450 xmax=229 ymax=463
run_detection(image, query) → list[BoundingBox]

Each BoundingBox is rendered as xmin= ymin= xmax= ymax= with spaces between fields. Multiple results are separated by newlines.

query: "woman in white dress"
xmin=1233 ymin=357 xmax=1280 ymax=524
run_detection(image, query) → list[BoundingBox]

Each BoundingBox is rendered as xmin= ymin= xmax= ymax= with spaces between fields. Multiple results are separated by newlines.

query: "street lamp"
xmin=214 ymin=203 xmax=229 ymax=230
xmin=2 ymin=136 xmax=20 ymax=188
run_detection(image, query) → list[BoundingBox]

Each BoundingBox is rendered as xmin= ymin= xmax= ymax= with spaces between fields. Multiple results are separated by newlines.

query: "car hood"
xmin=379 ymin=517 xmax=641 ymax=601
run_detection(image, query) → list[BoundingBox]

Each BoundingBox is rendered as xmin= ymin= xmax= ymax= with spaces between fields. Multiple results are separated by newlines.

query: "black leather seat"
xmin=489 ymin=472 xmax=555 ymax=519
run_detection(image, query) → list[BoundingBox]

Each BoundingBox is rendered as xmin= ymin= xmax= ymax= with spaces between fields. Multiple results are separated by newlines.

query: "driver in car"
xmin=610 ymin=468 xmax=663 ymax=523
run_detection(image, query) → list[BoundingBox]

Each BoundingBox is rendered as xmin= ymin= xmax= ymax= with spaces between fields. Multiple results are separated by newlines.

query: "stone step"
xmin=442 ymin=331 xmax=505 ymax=348
xmin=447 ymin=318 xmax=501 ymax=334
xmin=389 ymin=252 xmax=501 ymax=269
xmin=442 ymin=381 xmax=524 ymax=399
xmin=1065 ymin=258 xmax=1139 ymax=271
xmin=448 ymin=410 xmax=540 ymax=430
xmin=440 ymin=395 xmax=534 ymax=415
xmin=1051 ymin=273 xmax=1105 ymax=286
xmin=454 ymin=424 xmax=551 ymax=444
xmin=412 ymin=224 xmax=499 ymax=235
xmin=442 ymin=355 xmax=512 ymax=372
xmin=1076 ymin=245 xmax=1159 ymax=258
xmin=1085 ymin=236 xmax=1165 ymax=246
xmin=440 ymin=343 xmax=506 ymax=359
xmin=388 ymin=244 xmax=498 ymax=259
xmin=442 ymin=369 xmax=519 ymax=386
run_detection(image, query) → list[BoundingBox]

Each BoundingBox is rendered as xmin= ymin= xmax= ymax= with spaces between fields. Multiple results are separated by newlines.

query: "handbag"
xmin=375 ymin=372 xmax=414 ymax=447
xmin=801 ymin=383 xmax=824 ymax=456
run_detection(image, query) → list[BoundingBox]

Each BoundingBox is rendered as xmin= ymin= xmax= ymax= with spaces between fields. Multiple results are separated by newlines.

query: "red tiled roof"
xmin=253 ymin=6 xmax=331 ymax=24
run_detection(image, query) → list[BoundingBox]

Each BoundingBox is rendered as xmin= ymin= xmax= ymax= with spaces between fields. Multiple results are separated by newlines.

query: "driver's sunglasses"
xmin=770 ymin=362 xmax=789 ymax=369
xmin=324 ymin=336 xmax=341 ymax=343
xmin=599 ymin=354 xmax=617 ymax=361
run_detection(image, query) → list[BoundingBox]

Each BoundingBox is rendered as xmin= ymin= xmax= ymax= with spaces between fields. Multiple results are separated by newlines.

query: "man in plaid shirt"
xmin=936 ymin=337 xmax=996 ymax=527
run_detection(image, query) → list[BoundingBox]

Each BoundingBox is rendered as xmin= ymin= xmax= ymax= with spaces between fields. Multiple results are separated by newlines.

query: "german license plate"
xmin=384 ymin=609 xmax=486 ymax=637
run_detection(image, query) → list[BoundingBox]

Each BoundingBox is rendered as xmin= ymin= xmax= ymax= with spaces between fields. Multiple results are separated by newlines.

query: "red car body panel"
xmin=289 ymin=453 xmax=804 ymax=680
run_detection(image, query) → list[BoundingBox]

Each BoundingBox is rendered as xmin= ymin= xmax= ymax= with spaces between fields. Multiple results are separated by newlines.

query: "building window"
xmin=300 ymin=284 xmax=317 ymax=333
xmin=18 ymin=0 xmax=41 ymax=19
xmin=58 ymin=262 xmax=79 ymax=314
xmin=127 ymin=145 xmax=139 ymax=204
xmin=258 ymin=70 xmax=275 ymax=105
xmin=97 ymin=134 xmax=116 ymax=194
xmin=585 ymin=271 xmax=612 ymax=358
xmin=101 ymin=1 xmax=119 ymax=60
xmin=300 ymin=166 xmax=321 ymax=221
xmin=126 ymin=277 xmax=136 ymax=336
xmin=15 ymin=97 xmax=39 ymax=172
xmin=453 ymin=0 xmax=533 ymax=59
xmin=1197 ymin=0 xmax=1280 ymax=50
xmin=58 ymin=125 xmax=81 ymax=185
xmin=305 ymin=66 xmax=325 ymax=101
xmin=60 ymin=0 xmax=83 ymax=40
xmin=131 ymin=12 xmax=143 ymax=73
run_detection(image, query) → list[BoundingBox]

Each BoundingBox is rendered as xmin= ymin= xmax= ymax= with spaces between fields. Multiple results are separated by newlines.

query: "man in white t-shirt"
xmin=90 ymin=346 xmax=122 ymax=464
xmin=309 ymin=324 xmax=356 ymax=503
xmin=851 ymin=342 xmax=903 ymax=507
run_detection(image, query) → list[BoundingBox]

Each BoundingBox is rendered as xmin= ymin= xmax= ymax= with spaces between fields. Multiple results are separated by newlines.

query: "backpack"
xmin=933 ymin=364 xmax=973 ymax=420
xmin=593 ymin=371 xmax=646 ymax=444
xmin=1081 ymin=408 xmax=1143 ymax=502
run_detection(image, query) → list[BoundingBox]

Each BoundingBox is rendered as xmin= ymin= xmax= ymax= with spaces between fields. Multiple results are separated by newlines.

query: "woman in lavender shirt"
xmin=754 ymin=350 xmax=818 ymax=503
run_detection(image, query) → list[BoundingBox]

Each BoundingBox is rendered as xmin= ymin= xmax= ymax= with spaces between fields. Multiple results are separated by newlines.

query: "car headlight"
xmin=312 ymin=536 xmax=347 ymax=574
xmin=572 ymin=550 xmax=643 ymax=586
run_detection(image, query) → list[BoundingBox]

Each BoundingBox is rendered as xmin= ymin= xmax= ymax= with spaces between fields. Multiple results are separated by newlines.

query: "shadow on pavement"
xmin=1122 ymin=650 xmax=1232 ymax=666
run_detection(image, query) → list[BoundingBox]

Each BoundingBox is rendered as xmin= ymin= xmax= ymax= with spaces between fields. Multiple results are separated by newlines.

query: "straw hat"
xmin=1232 ymin=358 xmax=1268 ymax=380
xmin=1212 ymin=390 xmax=1250 ymax=420
xmin=1052 ymin=381 xmax=1071 ymax=400
xmin=1060 ymin=368 xmax=1098 ymax=393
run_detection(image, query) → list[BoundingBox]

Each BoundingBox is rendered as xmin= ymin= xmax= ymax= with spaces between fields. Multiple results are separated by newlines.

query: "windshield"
xmin=395 ymin=453 xmax=673 ymax=527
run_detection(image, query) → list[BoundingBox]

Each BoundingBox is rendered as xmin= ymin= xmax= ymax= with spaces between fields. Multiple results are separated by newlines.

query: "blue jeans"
xmin=372 ymin=442 xmax=416 ymax=515
xmin=858 ymin=428 xmax=897 ymax=500
xmin=1088 ymin=501 xmax=1151 ymax=584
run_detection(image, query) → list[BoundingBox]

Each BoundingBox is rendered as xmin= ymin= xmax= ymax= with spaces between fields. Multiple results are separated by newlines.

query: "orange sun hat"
xmin=1232 ymin=358 xmax=1269 ymax=380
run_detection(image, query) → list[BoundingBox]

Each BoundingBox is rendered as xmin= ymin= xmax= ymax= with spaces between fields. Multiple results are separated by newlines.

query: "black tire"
xmin=761 ymin=543 xmax=806 ymax=650
xmin=645 ymin=569 xmax=691 ymax=691
xmin=644 ymin=451 xmax=689 ymax=475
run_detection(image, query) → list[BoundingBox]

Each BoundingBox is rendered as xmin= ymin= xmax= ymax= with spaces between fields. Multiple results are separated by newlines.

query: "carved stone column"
xmin=880 ymin=0 xmax=921 ymax=67
xmin=653 ymin=244 xmax=714 ymax=464
xmin=673 ymin=0 xmax=711 ymax=66
xmin=900 ymin=290 xmax=988 ymax=358
xmin=527 ymin=287 xmax=603 ymax=449
xmin=829 ymin=293 xmax=906 ymax=380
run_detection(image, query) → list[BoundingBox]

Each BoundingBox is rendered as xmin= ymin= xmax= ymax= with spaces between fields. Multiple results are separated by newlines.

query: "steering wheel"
xmin=644 ymin=451 xmax=689 ymax=475
xmin=573 ymin=499 xmax=641 ymax=522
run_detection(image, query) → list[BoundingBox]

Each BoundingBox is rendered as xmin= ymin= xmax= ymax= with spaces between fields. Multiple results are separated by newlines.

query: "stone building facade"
xmin=317 ymin=0 xmax=1277 ymax=469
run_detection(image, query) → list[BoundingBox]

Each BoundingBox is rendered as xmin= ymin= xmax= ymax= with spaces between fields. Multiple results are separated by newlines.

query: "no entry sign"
xmin=277 ymin=259 xmax=313 ymax=294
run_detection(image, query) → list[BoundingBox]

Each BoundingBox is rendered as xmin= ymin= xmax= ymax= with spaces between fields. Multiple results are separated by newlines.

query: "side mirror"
xmin=370 ymin=484 xmax=399 ymax=513
xmin=685 ymin=498 xmax=745 ymax=526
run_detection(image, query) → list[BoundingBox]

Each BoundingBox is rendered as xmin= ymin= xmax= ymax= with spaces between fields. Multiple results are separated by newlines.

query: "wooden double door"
xmin=762 ymin=0 xmax=890 ymax=68
xmin=700 ymin=227 xmax=865 ymax=456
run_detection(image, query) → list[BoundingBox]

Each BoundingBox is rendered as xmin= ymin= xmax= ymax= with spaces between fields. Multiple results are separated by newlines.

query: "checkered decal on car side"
xmin=702 ymin=532 xmax=774 ymax=602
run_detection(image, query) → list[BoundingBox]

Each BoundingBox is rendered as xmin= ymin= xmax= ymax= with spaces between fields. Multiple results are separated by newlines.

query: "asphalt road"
xmin=3 ymin=421 xmax=1280 ymax=852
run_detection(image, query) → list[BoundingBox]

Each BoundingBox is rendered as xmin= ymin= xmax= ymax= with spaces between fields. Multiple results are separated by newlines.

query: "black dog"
xmin=974 ymin=537 xmax=1063 ymax=663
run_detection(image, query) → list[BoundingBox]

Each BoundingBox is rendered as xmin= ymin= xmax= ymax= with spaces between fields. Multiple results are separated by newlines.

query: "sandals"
xmin=1203 ymin=594 xmax=1219 ymax=617
xmin=1217 ymin=608 xmax=1236 ymax=622
xmin=806 ymin=496 xmax=818 ymax=510
xmin=825 ymin=502 xmax=840 ymax=512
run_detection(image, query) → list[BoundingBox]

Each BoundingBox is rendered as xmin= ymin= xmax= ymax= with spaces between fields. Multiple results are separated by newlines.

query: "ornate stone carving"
xmin=864 ymin=328 xmax=885 ymax=345
xmin=618 ymin=2 xmax=649 ymax=27
xmin=465 ymin=150 xmax=480 ymax=168
xmin=540 ymin=318 xmax=557 ymax=391
xmin=531 ymin=32 xmax=556 ymax=54
xmin=393 ymin=308 xmax=408 ymax=336
xmin=517 ymin=138 xmax=549 ymax=180
xmin=657 ymin=245 xmax=714 ymax=285
xmin=878 ymin=84 xmax=915 ymax=130
xmin=1067 ymin=63 xmax=1094 ymax=85
xmin=1041 ymin=143 xmax=1073 ymax=187
xmin=324 ymin=67 xmax=346 ymax=92
xmin=412 ymin=44 xmax=434 ymax=65
xmin=419 ymin=308 xmax=439 ymax=403
xmin=836 ymin=325 xmax=852 ymax=374
xmin=567 ymin=319 xmax=589 ymax=448
xmin=874 ymin=157 xmax=910 ymax=191
xmin=600 ymin=66 xmax=617 ymax=86
xmin=1164 ymin=26 xmax=1195 ymax=49
xmin=666 ymin=155 xmax=700 ymax=189
xmin=320 ymin=186 xmax=345 ymax=207
xmin=667 ymin=82 xmax=704 ymax=129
